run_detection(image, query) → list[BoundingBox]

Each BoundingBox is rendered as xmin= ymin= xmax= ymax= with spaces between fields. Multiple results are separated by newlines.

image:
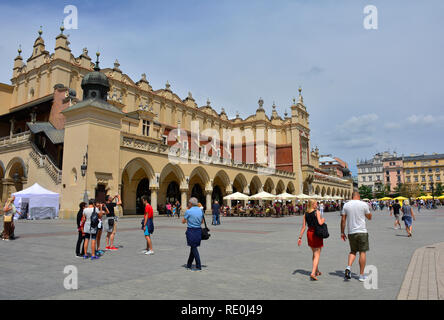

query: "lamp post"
xmin=81 ymin=148 xmax=88 ymax=203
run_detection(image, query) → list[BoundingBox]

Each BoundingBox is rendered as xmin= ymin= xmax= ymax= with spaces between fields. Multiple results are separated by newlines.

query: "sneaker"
xmin=145 ymin=250 xmax=154 ymax=255
xmin=83 ymin=255 xmax=89 ymax=259
xmin=359 ymin=275 xmax=368 ymax=282
xmin=109 ymin=246 xmax=118 ymax=251
xmin=141 ymin=249 xmax=148 ymax=254
xmin=105 ymin=246 xmax=110 ymax=250
xmin=91 ymin=255 xmax=100 ymax=260
xmin=191 ymin=268 xmax=202 ymax=272
xmin=75 ymin=255 xmax=83 ymax=258
xmin=344 ymin=268 xmax=351 ymax=280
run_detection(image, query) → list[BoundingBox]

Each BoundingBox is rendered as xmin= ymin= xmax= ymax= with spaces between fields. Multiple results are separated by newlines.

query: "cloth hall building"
xmin=0 ymin=28 xmax=353 ymax=218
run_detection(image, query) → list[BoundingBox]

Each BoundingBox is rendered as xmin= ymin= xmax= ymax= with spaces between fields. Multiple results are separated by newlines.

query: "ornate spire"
xmin=94 ymin=51 xmax=100 ymax=71
xmin=60 ymin=22 xmax=65 ymax=35
xmin=165 ymin=80 xmax=171 ymax=91
xmin=113 ymin=59 xmax=121 ymax=72
xmin=17 ymin=45 xmax=22 ymax=57
xmin=298 ymin=86 xmax=304 ymax=104
xmin=257 ymin=97 xmax=264 ymax=110
xmin=221 ymin=107 xmax=226 ymax=114
xmin=206 ymin=98 xmax=211 ymax=107
xmin=38 ymin=26 xmax=43 ymax=37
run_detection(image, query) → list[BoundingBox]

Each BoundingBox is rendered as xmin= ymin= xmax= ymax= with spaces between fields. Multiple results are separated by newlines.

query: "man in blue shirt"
xmin=212 ymin=200 xmax=221 ymax=225
xmin=182 ymin=197 xmax=204 ymax=271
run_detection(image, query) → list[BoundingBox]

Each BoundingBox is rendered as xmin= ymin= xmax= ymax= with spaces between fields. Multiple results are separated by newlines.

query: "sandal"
xmin=310 ymin=275 xmax=318 ymax=281
xmin=316 ymin=271 xmax=322 ymax=276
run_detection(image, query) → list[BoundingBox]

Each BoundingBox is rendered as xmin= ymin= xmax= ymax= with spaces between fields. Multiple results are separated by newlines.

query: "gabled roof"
xmin=27 ymin=122 xmax=64 ymax=144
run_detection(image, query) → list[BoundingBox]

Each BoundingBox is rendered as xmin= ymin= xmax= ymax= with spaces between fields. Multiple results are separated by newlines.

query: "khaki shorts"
xmin=348 ymin=233 xmax=369 ymax=253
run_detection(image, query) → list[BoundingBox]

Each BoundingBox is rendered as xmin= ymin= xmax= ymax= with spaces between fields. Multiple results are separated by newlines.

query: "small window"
xmin=142 ymin=120 xmax=150 ymax=136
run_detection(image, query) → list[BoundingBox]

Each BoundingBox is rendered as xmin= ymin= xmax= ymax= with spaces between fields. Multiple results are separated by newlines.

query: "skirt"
xmin=307 ymin=227 xmax=323 ymax=248
xmin=186 ymin=227 xmax=202 ymax=247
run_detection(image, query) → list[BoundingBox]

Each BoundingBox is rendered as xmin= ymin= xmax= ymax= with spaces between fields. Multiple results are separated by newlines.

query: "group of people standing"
xmin=165 ymin=200 xmax=181 ymax=218
xmin=76 ymin=195 xmax=121 ymax=259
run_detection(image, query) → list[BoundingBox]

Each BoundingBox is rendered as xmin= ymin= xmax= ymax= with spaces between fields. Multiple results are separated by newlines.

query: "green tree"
xmin=433 ymin=182 xmax=443 ymax=197
xmin=358 ymin=185 xmax=373 ymax=199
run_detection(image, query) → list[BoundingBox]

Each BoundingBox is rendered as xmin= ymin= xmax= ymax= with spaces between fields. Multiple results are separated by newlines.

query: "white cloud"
xmin=330 ymin=113 xmax=379 ymax=149
xmin=384 ymin=122 xmax=401 ymax=130
xmin=407 ymin=114 xmax=444 ymax=124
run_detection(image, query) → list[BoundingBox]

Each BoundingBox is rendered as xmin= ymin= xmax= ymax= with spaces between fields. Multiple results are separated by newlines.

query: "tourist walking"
xmin=83 ymin=199 xmax=99 ymax=260
xmin=182 ymin=197 xmax=204 ymax=271
xmin=212 ymin=200 xmax=221 ymax=225
xmin=390 ymin=200 xmax=402 ymax=229
xmin=105 ymin=195 xmax=121 ymax=251
xmin=340 ymin=190 xmax=372 ymax=281
xmin=297 ymin=199 xmax=325 ymax=281
xmin=75 ymin=202 xmax=87 ymax=257
xmin=401 ymin=200 xmax=416 ymax=237
xmin=142 ymin=195 xmax=154 ymax=255
xmin=2 ymin=196 xmax=18 ymax=241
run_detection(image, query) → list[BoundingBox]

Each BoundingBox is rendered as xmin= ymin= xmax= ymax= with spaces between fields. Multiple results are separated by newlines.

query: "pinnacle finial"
xmin=60 ymin=22 xmax=65 ymax=34
xmin=207 ymin=98 xmax=211 ymax=106
xmin=18 ymin=45 xmax=22 ymax=56
xmin=94 ymin=51 xmax=101 ymax=71
xmin=258 ymin=97 xmax=264 ymax=109
xmin=166 ymin=80 xmax=171 ymax=90
xmin=38 ymin=26 xmax=43 ymax=36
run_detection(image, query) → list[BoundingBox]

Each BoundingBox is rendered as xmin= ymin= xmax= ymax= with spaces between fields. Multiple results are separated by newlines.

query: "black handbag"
xmin=201 ymin=215 xmax=211 ymax=240
xmin=315 ymin=222 xmax=330 ymax=239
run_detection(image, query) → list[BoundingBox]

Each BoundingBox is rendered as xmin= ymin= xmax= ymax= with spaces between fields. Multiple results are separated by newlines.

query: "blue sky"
xmin=1 ymin=0 xmax=443 ymax=175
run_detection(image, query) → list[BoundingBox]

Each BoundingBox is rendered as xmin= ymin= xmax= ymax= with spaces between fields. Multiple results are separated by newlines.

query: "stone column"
xmin=181 ymin=189 xmax=188 ymax=214
xmin=9 ymin=119 xmax=15 ymax=138
xmin=205 ymin=190 xmax=212 ymax=215
xmin=150 ymin=187 xmax=158 ymax=216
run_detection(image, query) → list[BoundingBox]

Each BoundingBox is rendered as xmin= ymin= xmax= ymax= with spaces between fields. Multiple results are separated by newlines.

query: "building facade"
xmin=403 ymin=154 xmax=444 ymax=193
xmin=0 ymin=28 xmax=353 ymax=218
xmin=319 ymin=154 xmax=351 ymax=178
xmin=356 ymin=152 xmax=392 ymax=193
xmin=382 ymin=156 xmax=404 ymax=192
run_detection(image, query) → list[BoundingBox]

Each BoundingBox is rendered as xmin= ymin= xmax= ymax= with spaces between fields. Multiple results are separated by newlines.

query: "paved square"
xmin=1 ymin=208 xmax=444 ymax=300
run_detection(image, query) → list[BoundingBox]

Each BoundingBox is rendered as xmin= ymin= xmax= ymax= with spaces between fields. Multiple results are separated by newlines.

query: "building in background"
xmin=403 ymin=153 xmax=444 ymax=194
xmin=383 ymin=155 xmax=404 ymax=192
xmin=356 ymin=152 xmax=393 ymax=193
xmin=319 ymin=154 xmax=351 ymax=178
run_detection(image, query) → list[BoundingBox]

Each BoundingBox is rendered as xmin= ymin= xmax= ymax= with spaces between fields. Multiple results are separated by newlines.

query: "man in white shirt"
xmin=340 ymin=190 xmax=372 ymax=282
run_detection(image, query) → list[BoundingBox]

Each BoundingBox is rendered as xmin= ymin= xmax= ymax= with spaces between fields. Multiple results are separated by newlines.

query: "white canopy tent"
xmin=275 ymin=192 xmax=298 ymax=200
xmin=248 ymin=191 xmax=277 ymax=201
xmin=223 ymin=192 xmax=250 ymax=201
xmin=12 ymin=183 xmax=60 ymax=220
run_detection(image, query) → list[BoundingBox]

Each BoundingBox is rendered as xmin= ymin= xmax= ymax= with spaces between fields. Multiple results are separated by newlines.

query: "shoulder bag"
xmin=201 ymin=214 xmax=211 ymax=240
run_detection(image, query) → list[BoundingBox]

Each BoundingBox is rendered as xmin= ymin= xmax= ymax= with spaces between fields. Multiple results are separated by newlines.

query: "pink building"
xmin=383 ymin=157 xmax=404 ymax=192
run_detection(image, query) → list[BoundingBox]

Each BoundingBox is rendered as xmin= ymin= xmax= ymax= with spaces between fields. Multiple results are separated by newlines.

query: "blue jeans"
xmin=213 ymin=214 xmax=220 ymax=225
xmin=187 ymin=246 xmax=201 ymax=269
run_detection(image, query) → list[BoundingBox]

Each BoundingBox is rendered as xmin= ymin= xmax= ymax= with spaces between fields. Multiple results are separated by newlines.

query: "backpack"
xmin=90 ymin=208 xmax=99 ymax=229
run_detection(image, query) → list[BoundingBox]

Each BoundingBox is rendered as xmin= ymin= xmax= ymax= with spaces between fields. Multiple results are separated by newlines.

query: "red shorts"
xmin=307 ymin=228 xmax=323 ymax=248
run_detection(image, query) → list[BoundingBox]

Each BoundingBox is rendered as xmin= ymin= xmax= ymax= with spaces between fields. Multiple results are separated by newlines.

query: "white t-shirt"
xmin=341 ymin=200 xmax=370 ymax=235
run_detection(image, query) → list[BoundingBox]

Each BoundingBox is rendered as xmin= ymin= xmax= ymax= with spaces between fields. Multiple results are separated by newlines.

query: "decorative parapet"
xmin=121 ymin=133 xmax=295 ymax=179
xmin=0 ymin=131 xmax=31 ymax=148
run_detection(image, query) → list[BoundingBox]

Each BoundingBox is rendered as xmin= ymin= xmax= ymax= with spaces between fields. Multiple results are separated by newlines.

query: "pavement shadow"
xmin=181 ymin=264 xmax=208 ymax=269
xmin=395 ymin=234 xmax=409 ymax=237
xmin=292 ymin=269 xmax=312 ymax=276
xmin=329 ymin=270 xmax=360 ymax=281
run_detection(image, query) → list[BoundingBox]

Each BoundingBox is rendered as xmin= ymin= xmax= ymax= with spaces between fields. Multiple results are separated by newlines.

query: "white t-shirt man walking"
xmin=340 ymin=191 xmax=372 ymax=282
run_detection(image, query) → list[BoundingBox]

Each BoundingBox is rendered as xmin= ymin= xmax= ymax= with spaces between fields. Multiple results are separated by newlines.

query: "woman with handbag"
xmin=182 ymin=197 xmax=205 ymax=271
xmin=297 ymin=199 xmax=326 ymax=281
xmin=2 ymin=196 xmax=18 ymax=241
xmin=401 ymin=200 xmax=416 ymax=237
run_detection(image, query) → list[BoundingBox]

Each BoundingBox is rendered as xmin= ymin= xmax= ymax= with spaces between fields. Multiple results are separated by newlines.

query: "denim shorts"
xmin=144 ymin=225 xmax=150 ymax=237
xmin=84 ymin=233 xmax=97 ymax=240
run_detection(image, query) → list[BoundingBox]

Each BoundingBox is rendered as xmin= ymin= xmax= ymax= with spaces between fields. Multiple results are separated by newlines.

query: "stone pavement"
xmin=398 ymin=242 xmax=444 ymax=300
xmin=1 ymin=207 xmax=444 ymax=300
